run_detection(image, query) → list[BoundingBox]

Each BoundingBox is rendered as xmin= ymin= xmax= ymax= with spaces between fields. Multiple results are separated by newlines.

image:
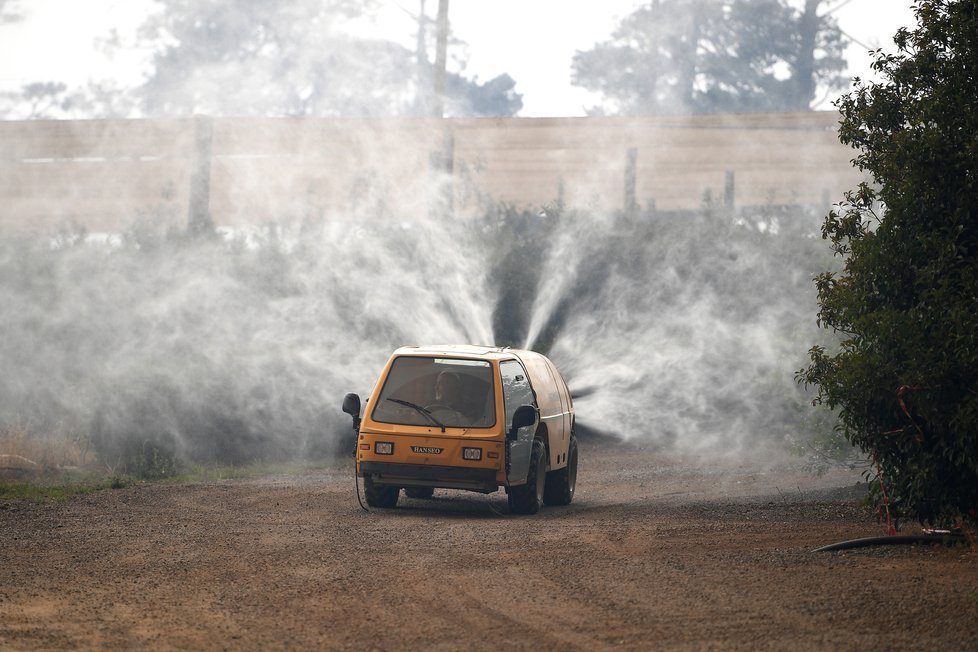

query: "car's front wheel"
xmin=508 ymin=439 xmax=546 ymax=515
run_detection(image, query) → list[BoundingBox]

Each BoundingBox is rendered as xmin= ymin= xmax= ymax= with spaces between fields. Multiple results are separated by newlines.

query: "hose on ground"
xmin=813 ymin=533 xmax=964 ymax=552
xmin=354 ymin=455 xmax=369 ymax=512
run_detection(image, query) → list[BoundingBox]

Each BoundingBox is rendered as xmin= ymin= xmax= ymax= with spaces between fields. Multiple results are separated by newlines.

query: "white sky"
xmin=0 ymin=0 xmax=918 ymax=117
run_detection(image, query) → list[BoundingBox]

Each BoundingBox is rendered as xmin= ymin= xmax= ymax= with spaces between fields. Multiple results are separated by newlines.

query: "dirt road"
xmin=2 ymin=439 xmax=976 ymax=650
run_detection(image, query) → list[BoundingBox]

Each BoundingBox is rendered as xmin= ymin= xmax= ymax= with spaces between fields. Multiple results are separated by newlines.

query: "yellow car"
xmin=343 ymin=345 xmax=577 ymax=514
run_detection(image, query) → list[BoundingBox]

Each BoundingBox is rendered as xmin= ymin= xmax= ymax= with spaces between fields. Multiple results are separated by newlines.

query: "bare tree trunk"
xmin=792 ymin=0 xmax=821 ymax=111
xmin=413 ymin=0 xmax=431 ymax=116
xmin=675 ymin=0 xmax=703 ymax=114
xmin=432 ymin=0 xmax=450 ymax=118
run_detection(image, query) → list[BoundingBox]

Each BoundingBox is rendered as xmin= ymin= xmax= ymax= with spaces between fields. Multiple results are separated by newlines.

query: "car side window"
xmin=500 ymin=360 xmax=535 ymax=434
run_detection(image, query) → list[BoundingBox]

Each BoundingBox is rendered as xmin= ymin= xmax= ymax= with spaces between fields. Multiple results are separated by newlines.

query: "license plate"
xmin=411 ymin=446 xmax=443 ymax=454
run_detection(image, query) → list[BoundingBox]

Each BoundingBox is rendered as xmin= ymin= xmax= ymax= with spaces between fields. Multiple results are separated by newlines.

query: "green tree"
xmin=1 ymin=0 xmax=521 ymax=119
xmin=444 ymin=72 xmax=522 ymax=117
xmin=409 ymin=0 xmax=522 ymax=117
xmin=571 ymin=0 xmax=846 ymax=115
xmin=135 ymin=0 xmax=520 ymax=118
xmin=799 ymin=0 xmax=978 ymax=527
xmin=0 ymin=0 xmax=20 ymax=23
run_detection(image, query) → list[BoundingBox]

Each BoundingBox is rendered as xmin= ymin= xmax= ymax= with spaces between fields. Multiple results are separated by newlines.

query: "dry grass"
xmin=0 ymin=421 xmax=91 ymax=471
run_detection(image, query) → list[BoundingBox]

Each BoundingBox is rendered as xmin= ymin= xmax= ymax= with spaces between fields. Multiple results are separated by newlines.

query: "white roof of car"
xmin=393 ymin=344 xmax=528 ymax=361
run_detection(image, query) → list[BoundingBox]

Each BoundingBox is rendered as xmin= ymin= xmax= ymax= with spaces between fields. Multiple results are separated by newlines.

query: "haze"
xmin=0 ymin=1 xmax=918 ymax=472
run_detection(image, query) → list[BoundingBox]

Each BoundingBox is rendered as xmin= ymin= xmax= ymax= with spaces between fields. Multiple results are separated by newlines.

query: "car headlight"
xmin=462 ymin=447 xmax=482 ymax=461
xmin=375 ymin=442 xmax=394 ymax=455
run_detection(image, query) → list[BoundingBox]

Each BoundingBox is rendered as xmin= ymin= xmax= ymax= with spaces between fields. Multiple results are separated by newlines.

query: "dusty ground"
xmin=1 ymin=438 xmax=976 ymax=651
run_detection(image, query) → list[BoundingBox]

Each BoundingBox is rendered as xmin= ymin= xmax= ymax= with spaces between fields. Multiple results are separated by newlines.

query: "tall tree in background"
xmin=135 ymin=0 xmax=519 ymax=118
xmin=136 ymin=0 xmax=404 ymax=117
xmin=799 ymin=0 xmax=978 ymax=527
xmin=0 ymin=0 xmax=520 ymax=119
xmin=571 ymin=0 xmax=846 ymax=115
xmin=409 ymin=0 xmax=521 ymax=118
xmin=0 ymin=0 xmax=21 ymax=23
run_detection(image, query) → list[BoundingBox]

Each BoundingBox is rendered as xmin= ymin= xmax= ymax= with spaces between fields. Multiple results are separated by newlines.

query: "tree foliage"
xmin=137 ymin=0 xmax=398 ymax=116
xmin=571 ymin=0 xmax=846 ymax=115
xmin=799 ymin=0 xmax=978 ymax=526
xmin=0 ymin=0 xmax=21 ymax=23
xmin=0 ymin=0 xmax=521 ymax=119
xmin=135 ymin=0 xmax=520 ymax=118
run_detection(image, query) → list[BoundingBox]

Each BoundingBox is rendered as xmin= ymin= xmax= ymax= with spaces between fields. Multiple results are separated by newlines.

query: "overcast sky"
xmin=0 ymin=0 xmax=918 ymax=117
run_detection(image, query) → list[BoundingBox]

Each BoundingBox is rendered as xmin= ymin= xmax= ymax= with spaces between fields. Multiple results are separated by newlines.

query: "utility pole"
xmin=187 ymin=115 xmax=214 ymax=237
xmin=432 ymin=0 xmax=449 ymax=118
xmin=415 ymin=0 xmax=429 ymax=116
xmin=427 ymin=0 xmax=453 ymax=216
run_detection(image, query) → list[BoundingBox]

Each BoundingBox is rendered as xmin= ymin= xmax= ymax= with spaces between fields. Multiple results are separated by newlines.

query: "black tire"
xmin=404 ymin=487 xmax=435 ymax=499
xmin=508 ymin=439 xmax=546 ymax=515
xmin=364 ymin=475 xmax=399 ymax=508
xmin=544 ymin=435 xmax=578 ymax=506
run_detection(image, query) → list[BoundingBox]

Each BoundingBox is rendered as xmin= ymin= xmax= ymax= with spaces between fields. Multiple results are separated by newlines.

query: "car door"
xmin=500 ymin=359 xmax=536 ymax=485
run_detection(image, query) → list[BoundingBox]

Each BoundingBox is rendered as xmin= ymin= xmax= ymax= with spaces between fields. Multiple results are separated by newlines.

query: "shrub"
xmin=799 ymin=0 xmax=978 ymax=527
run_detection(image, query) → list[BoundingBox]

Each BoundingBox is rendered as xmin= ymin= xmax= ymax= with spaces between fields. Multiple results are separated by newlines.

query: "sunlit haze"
xmin=0 ymin=0 xmax=917 ymax=116
xmin=0 ymin=1 xmax=921 ymax=463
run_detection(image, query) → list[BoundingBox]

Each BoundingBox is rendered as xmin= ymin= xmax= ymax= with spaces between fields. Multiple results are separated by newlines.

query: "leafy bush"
xmin=799 ymin=0 xmax=978 ymax=526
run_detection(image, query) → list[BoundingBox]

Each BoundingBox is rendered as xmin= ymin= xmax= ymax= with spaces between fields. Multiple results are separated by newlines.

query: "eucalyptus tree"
xmin=136 ymin=0 xmax=520 ymax=117
xmin=571 ymin=0 xmax=846 ymax=115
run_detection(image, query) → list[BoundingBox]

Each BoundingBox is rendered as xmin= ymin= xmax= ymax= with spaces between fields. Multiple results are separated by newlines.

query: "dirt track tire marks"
xmin=1 ymin=441 xmax=976 ymax=650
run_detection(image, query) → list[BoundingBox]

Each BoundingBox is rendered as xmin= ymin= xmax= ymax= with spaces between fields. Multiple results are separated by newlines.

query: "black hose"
xmin=348 ymin=420 xmax=369 ymax=512
xmin=813 ymin=533 xmax=964 ymax=552
xmin=354 ymin=458 xmax=369 ymax=512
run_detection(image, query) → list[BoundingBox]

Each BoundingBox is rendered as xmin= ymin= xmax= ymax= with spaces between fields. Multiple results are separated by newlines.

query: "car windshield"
xmin=371 ymin=356 xmax=496 ymax=429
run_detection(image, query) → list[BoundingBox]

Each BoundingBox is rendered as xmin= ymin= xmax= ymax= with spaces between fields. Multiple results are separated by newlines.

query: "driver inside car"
xmin=429 ymin=370 xmax=463 ymax=414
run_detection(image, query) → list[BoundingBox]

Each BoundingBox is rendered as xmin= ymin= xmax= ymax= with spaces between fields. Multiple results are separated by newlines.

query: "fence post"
xmin=724 ymin=170 xmax=735 ymax=210
xmin=443 ymin=127 xmax=454 ymax=211
xmin=624 ymin=147 xmax=638 ymax=217
xmin=188 ymin=115 xmax=214 ymax=235
xmin=429 ymin=126 xmax=455 ymax=216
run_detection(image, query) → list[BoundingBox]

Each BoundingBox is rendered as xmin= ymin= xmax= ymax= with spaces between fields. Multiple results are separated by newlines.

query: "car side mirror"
xmin=507 ymin=404 xmax=537 ymax=441
xmin=342 ymin=393 xmax=361 ymax=418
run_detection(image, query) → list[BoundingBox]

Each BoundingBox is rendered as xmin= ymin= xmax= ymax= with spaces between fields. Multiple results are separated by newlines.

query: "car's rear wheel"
xmin=508 ymin=439 xmax=546 ymax=515
xmin=364 ymin=475 xmax=399 ymax=508
xmin=404 ymin=487 xmax=435 ymax=499
xmin=544 ymin=435 xmax=578 ymax=506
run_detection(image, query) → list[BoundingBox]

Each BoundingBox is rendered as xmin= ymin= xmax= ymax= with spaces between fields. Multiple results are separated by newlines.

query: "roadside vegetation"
xmin=0 ymin=454 xmax=345 ymax=504
xmin=799 ymin=0 xmax=978 ymax=528
xmin=0 ymin=475 xmax=130 ymax=503
xmin=0 ymin=423 xmax=348 ymax=501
